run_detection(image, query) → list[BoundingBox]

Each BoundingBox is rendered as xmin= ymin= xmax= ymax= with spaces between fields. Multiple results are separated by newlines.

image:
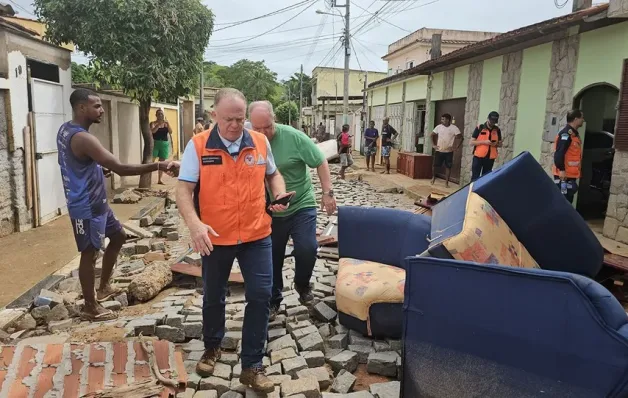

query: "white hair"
xmin=248 ymin=101 xmax=275 ymax=118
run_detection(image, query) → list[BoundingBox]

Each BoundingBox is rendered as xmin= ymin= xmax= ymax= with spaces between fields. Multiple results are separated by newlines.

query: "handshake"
xmin=158 ymin=161 xmax=180 ymax=177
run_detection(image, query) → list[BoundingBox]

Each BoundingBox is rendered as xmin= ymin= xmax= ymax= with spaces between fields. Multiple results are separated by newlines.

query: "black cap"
xmin=488 ymin=111 xmax=499 ymax=120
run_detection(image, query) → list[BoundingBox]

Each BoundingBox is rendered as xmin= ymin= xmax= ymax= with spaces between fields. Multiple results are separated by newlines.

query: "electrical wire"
xmin=209 ymin=1 xmax=319 ymax=48
xmin=213 ymin=0 xmax=314 ymax=29
xmin=351 ymin=0 xmax=411 ymax=33
xmin=350 ymin=39 xmax=363 ymax=71
xmin=554 ymin=0 xmax=570 ymax=8
xmin=303 ymin=13 xmax=329 ymax=67
xmin=6 ymin=0 xmax=36 ymax=17
xmin=351 ymin=1 xmax=394 ymax=37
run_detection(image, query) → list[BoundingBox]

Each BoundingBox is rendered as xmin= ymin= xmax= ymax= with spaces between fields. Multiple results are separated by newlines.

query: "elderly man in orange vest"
xmin=553 ymin=109 xmax=585 ymax=204
xmin=176 ymin=88 xmax=293 ymax=393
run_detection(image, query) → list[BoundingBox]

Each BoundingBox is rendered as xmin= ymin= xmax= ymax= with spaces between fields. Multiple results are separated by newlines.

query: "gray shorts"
xmin=340 ymin=153 xmax=354 ymax=167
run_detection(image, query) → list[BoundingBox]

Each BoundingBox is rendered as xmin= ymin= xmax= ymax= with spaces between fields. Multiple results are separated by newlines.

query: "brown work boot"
xmin=240 ymin=365 xmax=275 ymax=393
xmin=196 ymin=348 xmax=221 ymax=377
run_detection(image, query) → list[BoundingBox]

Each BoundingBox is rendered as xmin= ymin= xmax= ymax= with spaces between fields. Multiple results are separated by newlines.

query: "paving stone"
xmin=348 ymin=331 xmax=373 ymax=347
xmin=269 ymin=375 xmax=291 ymax=386
xmin=297 ymin=366 xmax=332 ymax=389
xmin=298 ymin=332 xmax=325 ymax=352
xmin=128 ymin=318 xmax=157 ymax=336
xmin=233 ymin=364 xmax=242 ymax=378
xmin=268 ymin=319 xmax=286 ymax=329
xmin=187 ymin=351 xmax=204 ymax=362
xmin=303 ymin=351 xmax=325 ymax=368
xmin=330 ymin=369 xmax=357 ymax=394
xmin=16 ymin=314 xmax=36 ymax=331
xmin=246 ymin=387 xmax=280 ymax=398
xmin=348 ymin=345 xmax=375 ymax=364
xmin=286 ymin=306 xmax=309 ymax=317
xmin=179 ymin=387 xmax=196 ymax=398
xmin=291 ymin=325 xmax=318 ymax=340
xmin=221 ymin=331 xmax=242 ymax=350
xmin=323 ymin=392 xmax=373 ymax=398
xmin=199 ymin=376 xmax=230 ymax=396
xmin=174 ymin=289 xmax=198 ymax=296
xmin=366 ymin=352 xmax=398 ymax=377
xmin=220 ymin=352 xmax=239 ymax=366
xmin=135 ymin=239 xmax=151 ymax=254
xmin=267 ymin=363 xmax=283 ymax=376
xmin=312 ymin=283 xmax=334 ymax=295
xmin=187 ymin=372 xmax=202 ymax=389
xmin=268 ymin=328 xmax=287 ymax=342
xmin=295 ymin=313 xmax=312 ymax=322
xmin=334 ymin=325 xmax=348 ymax=335
xmin=144 ymin=312 xmax=168 ymax=325
xmin=102 ymin=301 xmax=122 ymax=311
xmin=322 ymin=297 xmax=337 ymax=312
xmin=181 ymin=306 xmax=203 ymax=316
xmin=120 ymin=243 xmax=137 ymax=256
xmin=267 ymin=334 xmax=297 ymax=353
xmin=212 ymin=362 xmax=232 ymax=380
xmin=46 ymin=304 xmax=69 ymax=323
xmin=185 ymin=252 xmax=202 ymax=266
xmin=187 ymin=315 xmax=203 ymax=323
xmin=318 ymin=324 xmax=333 ymax=339
xmin=282 ymin=355 xmax=308 ymax=378
xmin=193 ymin=391 xmax=217 ymax=398
xmin=183 ymin=339 xmax=205 ymax=352
xmin=229 ymin=378 xmax=247 ymax=394
xmin=324 ymin=349 xmax=344 ymax=361
xmin=370 ymin=381 xmax=400 ymax=398
xmin=327 ymin=334 xmax=348 ymax=350
xmin=287 ymin=320 xmax=313 ymax=333
xmin=165 ymin=314 xmax=185 ymax=328
xmin=156 ymin=325 xmax=186 ymax=343
xmin=372 ymin=341 xmax=391 ymax=352
xmin=281 ymin=376 xmax=320 ymax=398
xmin=183 ymin=322 xmax=203 ymax=339
xmin=328 ymin=351 xmax=358 ymax=374
xmin=151 ymin=241 xmax=166 ymax=251
xmin=271 ymin=347 xmax=298 ymax=365
xmin=222 ymin=392 xmax=244 ymax=398
xmin=386 ymin=339 xmax=402 ymax=352
xmin=226 ymin=320 xmax=244 ymax=331
xmin=48 ymin=319 xmax=72 ymax=332
xmin=313 ymin=302 xmax=337 ymax=323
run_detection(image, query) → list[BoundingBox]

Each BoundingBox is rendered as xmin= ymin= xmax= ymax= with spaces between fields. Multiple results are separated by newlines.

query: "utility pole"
xmin=199 ymin=67 xmax=204 ymax=121
xmin=332 ymin=0 xmax=350 ymax=124
xmin=288 ymin=85 xmax=291 ymax=126
xmin=299 ymin=64 xmax=304 ymax=129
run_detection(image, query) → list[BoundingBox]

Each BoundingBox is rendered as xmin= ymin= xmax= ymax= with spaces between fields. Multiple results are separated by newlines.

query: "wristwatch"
xmin=323 ymin=190 xmax=334 ymax=198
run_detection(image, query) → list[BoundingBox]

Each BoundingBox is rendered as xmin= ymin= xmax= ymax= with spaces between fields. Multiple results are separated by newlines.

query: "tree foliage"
xmin=283 ymin=73 xmax=312 ymax=108
xmin=215 ymin=59 xmax=278 ymax=102
xmin=71 ymin=62 xmax=96 ymax=84
xmin=35 ymin=0 xmax=214 ymax=187
xmin=275 ymin=102 xmax=298 ymax=126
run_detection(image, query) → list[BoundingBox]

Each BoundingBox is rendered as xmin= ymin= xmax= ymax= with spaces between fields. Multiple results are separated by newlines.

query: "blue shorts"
xmin=71 ymin=207 xmax=123 ymax=252
xmin=382 ymin=146 xmax=392 ymax=158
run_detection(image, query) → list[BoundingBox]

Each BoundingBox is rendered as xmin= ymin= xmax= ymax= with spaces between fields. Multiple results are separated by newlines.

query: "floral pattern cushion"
xmin=442 ymin=192 xmax=540 ymax=269
xmin=336 ymin=257 xmax=405 ymax=335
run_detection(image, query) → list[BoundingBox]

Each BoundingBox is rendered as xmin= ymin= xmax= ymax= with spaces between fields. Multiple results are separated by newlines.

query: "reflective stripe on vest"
xmin=552 ymin=132 xmax=582 ymax=179
xmin=474 ymin=126 xmax=499 ymax=159
xmin=192 ymin=127 xmax=271 ymax=246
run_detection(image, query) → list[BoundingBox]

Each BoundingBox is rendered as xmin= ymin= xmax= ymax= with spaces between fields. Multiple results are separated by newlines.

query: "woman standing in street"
xmin=150 ymin=108 xmax=173 ymax=184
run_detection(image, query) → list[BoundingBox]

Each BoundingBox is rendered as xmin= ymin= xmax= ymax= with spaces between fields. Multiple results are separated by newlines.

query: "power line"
xmin=303 ymin=13 xmax=329 ymax=67
xmin=209 ymin=1 xmax=318 ymax=48
xmin=554 ymin=0 xmax=569 ymax=8
xmin=6 ymin=0 xmax=36 ymax=17
xmin=213 ymin=0 xmax=314 ymax=29
xmin=350 ymin=39 xmax=363 ymax=71
xmin=350 ymin=0 xmax=411 ymax=33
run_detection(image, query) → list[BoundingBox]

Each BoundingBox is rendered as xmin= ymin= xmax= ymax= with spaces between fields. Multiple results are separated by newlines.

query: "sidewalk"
xmin=0 ymin=175 xmax=177 ymax=308
xmin=348 ymin=152 xmax=459 ymax=200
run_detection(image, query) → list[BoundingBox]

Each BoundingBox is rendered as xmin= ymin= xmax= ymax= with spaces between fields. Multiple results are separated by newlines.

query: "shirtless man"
xmin=57 ymin=88 xmax=178 ymax=320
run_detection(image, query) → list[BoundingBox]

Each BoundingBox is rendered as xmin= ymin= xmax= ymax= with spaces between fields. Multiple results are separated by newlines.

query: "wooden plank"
xmin=604 ymin=253 xmax=628 ymax=273
xmin=171 ymin=263 xmax=244 ymax=283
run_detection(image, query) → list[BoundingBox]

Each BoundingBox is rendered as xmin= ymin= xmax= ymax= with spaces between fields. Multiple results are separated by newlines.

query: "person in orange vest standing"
xmin=176 ymin=88 xmax=294 ymax=394
xmin=553 ymin=109 xmax=585 ymax=204
xmin=470 ymin=111 xmax=502 ymax=182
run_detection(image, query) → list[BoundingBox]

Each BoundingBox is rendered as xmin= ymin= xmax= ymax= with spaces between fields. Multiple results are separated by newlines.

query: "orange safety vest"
xmin=474 ymin=125 xmax=499 ymax=160
xmin=552 ymin=130 xmax=582 ymax=179
xmin=191 ymin=126 xmax=271 ymax=246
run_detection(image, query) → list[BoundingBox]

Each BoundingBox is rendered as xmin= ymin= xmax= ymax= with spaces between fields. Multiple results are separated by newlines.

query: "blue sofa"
xmin=402 ymin=257 xmax=628 ymax=397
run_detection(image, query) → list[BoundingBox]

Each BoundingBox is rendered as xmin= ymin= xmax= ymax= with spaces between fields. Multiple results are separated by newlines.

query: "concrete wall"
xmin=478 ymin=57 xmax=503 ymax=124
xmin=452 ymin=65 xmax=470 ymax=99
xmin=0 ymin=89 xmax=18 ymax=237
xmin=406 ymin=76 xmax=428 ymax=101
xmin=117 ymin=102 xmax=142 ymax=187
xmin=3 ymin=17 xmax=74 ymax=51
xmin=431 ymin=72 xmax=444 ymax=102
xmin=388 ymin=83 xmax=403 ymax=104
xmin=312 ymin=67 xmax=386 ymax=103
xmin=150 ymin=103 xmax=180 ymax=160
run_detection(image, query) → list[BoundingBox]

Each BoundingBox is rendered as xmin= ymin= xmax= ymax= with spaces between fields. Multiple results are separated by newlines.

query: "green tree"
xmin=275 ymin=102 xmax=298 ymax=126
xmin=203 ymin=61 xmax=226 ymax=88
xmin=217 ymin=59 xmax=278 ymax=102
xmin=71 ymin=62 xmax=96 ymax=84
xmin=35 ymin=0 xmax=214 ymax=188
xmin=283 ymin=73 xmax=312 ymax=109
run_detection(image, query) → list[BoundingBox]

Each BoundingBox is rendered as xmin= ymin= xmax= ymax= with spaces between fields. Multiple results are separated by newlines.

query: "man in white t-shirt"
xmin=431 ymin=113 xmax=462 ymax=187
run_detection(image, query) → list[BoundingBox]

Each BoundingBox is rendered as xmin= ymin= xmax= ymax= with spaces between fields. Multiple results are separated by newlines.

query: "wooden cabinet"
xmin=397 ymin=152 xmax=433 ymax=179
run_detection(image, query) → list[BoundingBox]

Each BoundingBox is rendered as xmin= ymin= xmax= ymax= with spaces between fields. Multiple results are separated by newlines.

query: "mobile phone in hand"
xmin=270 ymin=193 xmax=295 ymax=206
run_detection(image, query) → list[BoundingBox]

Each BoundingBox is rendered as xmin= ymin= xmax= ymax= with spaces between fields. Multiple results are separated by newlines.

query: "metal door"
xmin=433 ymin=98 xmax=466 ymax=183
xmin=402 ymin=101 xmax=418 ymax=152
xmin=32 ymin=78 xmax=67 ymax=224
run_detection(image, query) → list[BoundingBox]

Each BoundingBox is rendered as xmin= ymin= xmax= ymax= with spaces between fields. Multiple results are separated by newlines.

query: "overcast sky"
xmin=13 ymin=0 xmax=607 ymax=80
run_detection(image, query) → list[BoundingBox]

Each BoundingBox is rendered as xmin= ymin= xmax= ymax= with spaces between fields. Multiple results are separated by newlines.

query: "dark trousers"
xmin=471 ymin=156 xmax=495 ymax=182
xmin=554 ymin=177 xmax=578 ymax=204
xmin=270 ymin=208 xmax=318 ymax=308
xmin=202 ymin=236 xmax=272 ymax=368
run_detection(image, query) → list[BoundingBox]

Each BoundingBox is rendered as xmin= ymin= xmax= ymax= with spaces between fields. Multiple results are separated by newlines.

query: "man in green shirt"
xmin=249 ymin=101 xmax=336 ymax=316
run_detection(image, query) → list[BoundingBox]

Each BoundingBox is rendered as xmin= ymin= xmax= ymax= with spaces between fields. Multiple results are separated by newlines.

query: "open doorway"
xmin=573 ymin=84 xmax=618 ymax=221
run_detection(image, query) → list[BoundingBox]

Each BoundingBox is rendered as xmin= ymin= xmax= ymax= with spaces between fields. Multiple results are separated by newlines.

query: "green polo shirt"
xmin=269 ymin=124 xmax=325 ymax=218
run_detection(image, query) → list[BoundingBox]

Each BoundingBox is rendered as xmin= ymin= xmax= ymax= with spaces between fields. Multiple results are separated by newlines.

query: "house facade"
xmin=383 ymin=28 xmax=499 ymax=76
xmin=366 ymin=0 xmax=628 ymax=243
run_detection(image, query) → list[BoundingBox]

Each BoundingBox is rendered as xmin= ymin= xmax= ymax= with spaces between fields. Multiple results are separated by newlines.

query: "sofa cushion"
xmin=429 ymin=191 xmax=540 ymax=269
xmin=336 ymin=257 xmax=405 ymax=335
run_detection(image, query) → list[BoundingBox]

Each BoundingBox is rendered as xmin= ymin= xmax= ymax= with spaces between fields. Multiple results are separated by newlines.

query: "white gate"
xmin=32 ymin=78 xmax=67 ymax=224
xmin=402 ymin=101 xmax=418 ymax=152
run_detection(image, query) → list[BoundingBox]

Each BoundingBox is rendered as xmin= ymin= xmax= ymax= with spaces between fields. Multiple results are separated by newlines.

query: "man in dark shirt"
xmin=553 ymin=109 xmax=585 ymax=203
xmin=381 ymin=117 xmax=398 ymax=174
xmin=364 ymin=120 xmax=379 ymax=172
xmin=470 ymin=111 xmax=502 ymax=181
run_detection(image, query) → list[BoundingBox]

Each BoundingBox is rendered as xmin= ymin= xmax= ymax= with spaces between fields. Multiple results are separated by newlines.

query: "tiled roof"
xmin=0 ymin=341 xmax=187 ymax=397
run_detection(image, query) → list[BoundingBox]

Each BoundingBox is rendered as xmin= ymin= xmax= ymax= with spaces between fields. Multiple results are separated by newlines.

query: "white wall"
xmin=117 ymin=102 xmax=141 ymax=187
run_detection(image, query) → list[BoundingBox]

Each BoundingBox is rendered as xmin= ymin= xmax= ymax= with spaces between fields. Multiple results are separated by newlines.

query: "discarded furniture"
xmin=336 ymin=206 xmax=431 ymax=339
xmin=402 ymin=257 xmax=628 ymax=397
xmin=397 ymin=152 xmax=433 ymax=179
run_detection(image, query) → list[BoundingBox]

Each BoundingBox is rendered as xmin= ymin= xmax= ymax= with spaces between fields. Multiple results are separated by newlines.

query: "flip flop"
xmin=80 ymin=309 xmax=118 ymax=322
xmin=96 ymin=287 xmax=123 ymax=303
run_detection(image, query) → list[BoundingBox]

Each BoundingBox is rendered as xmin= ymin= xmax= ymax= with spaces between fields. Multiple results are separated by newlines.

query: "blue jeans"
xmin=271 ymin=208 xmax=318 ymax=307
xmin=202 ymin=236 xmax=272 ymax=368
